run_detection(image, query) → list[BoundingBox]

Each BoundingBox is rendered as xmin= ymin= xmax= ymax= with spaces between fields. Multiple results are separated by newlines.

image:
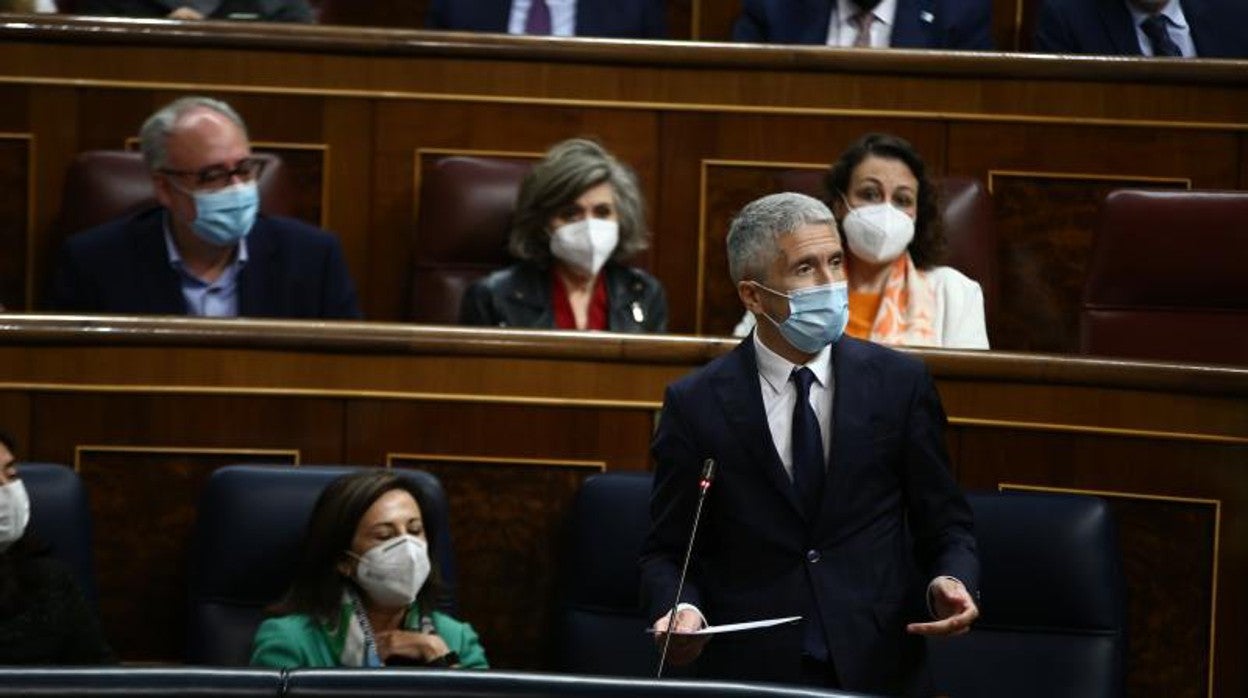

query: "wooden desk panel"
xmin=0 ymin=316 xmax=1245 ymax=695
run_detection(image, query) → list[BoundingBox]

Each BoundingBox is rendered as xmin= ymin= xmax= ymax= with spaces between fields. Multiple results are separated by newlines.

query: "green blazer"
xmin=250 ymin=608 xmax=488 ymax=669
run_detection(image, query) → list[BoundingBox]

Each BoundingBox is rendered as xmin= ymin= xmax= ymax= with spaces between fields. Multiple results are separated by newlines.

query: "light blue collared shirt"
xmin=162 ymin=220 xmax=248 ymax=318
xmin=1127 ymin=0 xmax=1196 ymax=57
xmin=507 ymin=0 xmax=576 ymax=36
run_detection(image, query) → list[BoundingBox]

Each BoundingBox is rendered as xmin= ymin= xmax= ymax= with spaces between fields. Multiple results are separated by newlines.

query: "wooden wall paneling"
xmin=1016 ymin=0 xmax=1043 ymax=52
xmin=1240 ymin=133 xmax=1248 ymax=189
xmin=391 ymin=454 xmax=604 ymax=670
xmin=28 ymin=87 xmax=80 ymax=311
xmin=0 ymin=392 xmax=31 ymax=453
xmin=0 ymin=135 xmax=30 ymax=312
xmin=694 ymin=0 xmax=739 ymax=42
xmin=317 ymin=0 xmax=428 ymax=28
xmin=657 ymin=112 xmax=946 ymax=334
xmin=954 ymin=426 xmax=1248 ymax=698
xmin=946 ymin=123 xmax=1241 ymax=353
xmin=371 ymin=100 xmax=660 ymax=321
xmin=666 ymin=0 xmax=693 ymax=40
xmin=344 ymin=400 xmax=656 ymax=475
xmin=28 ymin=392 xmax=346 ymax=661
xmin=322 ymin=98 xmax=373 ymax=315
xmin=988 ymin=173 xmax=1187 ymax=353
xmin=79 ymin=446 xmax=299 ymax=662
xmin=991 ymin=0 xmax=1021 ymax=51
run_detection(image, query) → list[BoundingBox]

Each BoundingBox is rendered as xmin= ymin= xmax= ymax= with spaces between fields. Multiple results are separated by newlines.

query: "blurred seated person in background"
xmin=459 ymin=138 xmax=668 ymax=332
xmin=1033 ymin=0 xmax=1247 ymax=58
xmin=50 ymin=96 xmax=361 ymax=319
xmin=735 ymin=133 xmax=987 ymax=348
xmin=0 ymin=0 xmax=57 ymax=12
xmin=733 ymin=0 xmax=993 ymax=49
xmin=251 ymin=470 xmax=487 ymax=669
xmin=0 ymin=432 xmax=114 ymax=665
xmin=426 ymin=0 xmax=666 ymax=39
xmin=79 ymin=0 xmax=313 ymax=21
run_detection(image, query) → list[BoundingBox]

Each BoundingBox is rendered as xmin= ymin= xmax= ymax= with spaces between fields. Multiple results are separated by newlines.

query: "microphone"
xmin=656 ymin=458 xmax=716 ymax=678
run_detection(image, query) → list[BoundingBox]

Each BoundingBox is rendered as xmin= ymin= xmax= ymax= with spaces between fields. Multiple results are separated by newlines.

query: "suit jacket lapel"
xmin=1097 ymin=0 xmax=1142 ymax=55
xmin=135 ymin=210 xmax=190 ymax=315
xmin=1181 ymin=0 xmax=1215 ymax=57
xmin=238 ymin=218 xmax=274 ymax=318
xmin=816 ymin=337 xmax=875 ymax=538
xmin=712 ymin=338 xmax=807 ymax=521
xmin=891 ymin=0 xmax=927 ymax=48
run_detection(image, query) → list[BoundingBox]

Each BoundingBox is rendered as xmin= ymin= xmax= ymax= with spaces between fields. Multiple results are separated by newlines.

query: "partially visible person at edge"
xmin=0 ymin=432 xmax=115 ymax=665
xmin=459 ymin=138 xmax=667 ymax=332
xmin=735 ymin=133 xmax=988 ymax=349
xmin=250 ymin=470 xmax=487 ymax=669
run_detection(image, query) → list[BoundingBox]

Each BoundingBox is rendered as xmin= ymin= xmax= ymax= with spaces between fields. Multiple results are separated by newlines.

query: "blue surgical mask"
xmin=753 ymin=280 xmax=849 ymax=354
xmin=187 ymin=181 xmax=259 ymax=246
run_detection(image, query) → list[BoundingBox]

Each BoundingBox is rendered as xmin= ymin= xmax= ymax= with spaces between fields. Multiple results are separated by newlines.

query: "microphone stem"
xmin=657 ymin=480 xmax=710 ymax=678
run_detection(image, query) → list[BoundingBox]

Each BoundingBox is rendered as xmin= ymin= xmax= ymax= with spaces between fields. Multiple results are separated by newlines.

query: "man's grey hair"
xmin=138 ymin=96 xmax=249 ymax=171
xmin=727 ymin=192 xmax=836 ymax=283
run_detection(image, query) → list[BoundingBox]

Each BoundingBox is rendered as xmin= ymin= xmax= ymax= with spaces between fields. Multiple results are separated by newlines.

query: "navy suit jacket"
xmin=640 ymin=335 xmax=978 ymax=693
xmin=49 ymin=207 xmax=362 ymax=320
xmin=732 ymin=0 xmax=994 ymax=49
xmin=425 ymin=0 xmax=667 ymax=39
xmin=1033 ymin=0 xmax=1248 ymax=58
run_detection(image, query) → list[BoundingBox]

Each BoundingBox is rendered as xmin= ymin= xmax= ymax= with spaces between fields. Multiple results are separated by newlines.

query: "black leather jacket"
xmin=458 ymin=262 xmax=667 ymax=333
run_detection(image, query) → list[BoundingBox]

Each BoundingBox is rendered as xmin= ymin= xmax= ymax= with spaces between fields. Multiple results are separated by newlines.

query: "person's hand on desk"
xmin=374 ymin=629 xmax=458 ymax=667
xmin=652 ymin=607 xmax=710 ymax=666
xmin=906 ymin=576 xmax=979 ymax=636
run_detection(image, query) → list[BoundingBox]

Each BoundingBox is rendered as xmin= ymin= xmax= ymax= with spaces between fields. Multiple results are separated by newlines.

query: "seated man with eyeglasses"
xmin=49 ymin=96 xmax=361 ymax=320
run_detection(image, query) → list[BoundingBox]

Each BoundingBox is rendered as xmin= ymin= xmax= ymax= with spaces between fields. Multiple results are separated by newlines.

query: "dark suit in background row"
xmin=50 ymin=207 xmax=361 ymax=319
xmin=732 ymin=0 xmax=994 ymax=49
xmin=1033 ymin=0 xmax=1248 ymax=58
xmin=78 ymin=0 xmax=313 ymax=21
xmin=426 ymin=0 xmax=667 ymax=39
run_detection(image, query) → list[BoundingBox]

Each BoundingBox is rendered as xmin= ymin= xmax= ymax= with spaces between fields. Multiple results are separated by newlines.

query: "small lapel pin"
xmin=920 ymin=11 xmax=934 ymax=23
xmin=631 ymin=301 xmax=645 ymax=324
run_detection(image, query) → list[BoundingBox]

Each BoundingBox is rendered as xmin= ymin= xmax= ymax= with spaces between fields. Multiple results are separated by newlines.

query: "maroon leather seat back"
xmin=776 ymin=170 xmax=998 ymax=319
xmin=54 ymin=149 xmax=295 ymax=241
xmin=409 ymin=155 xmax=534 ymax=324
xmin=1081 ymin=189 xmax=1248 ymax=365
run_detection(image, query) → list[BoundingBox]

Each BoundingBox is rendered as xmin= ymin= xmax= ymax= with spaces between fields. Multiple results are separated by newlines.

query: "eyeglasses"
xmin=159 ymin=157 xmax=266 ymax=190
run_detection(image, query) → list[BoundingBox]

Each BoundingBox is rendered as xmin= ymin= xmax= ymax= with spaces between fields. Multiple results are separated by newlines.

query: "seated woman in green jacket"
xmin=251 ymin=470 xmax=487 ymax=669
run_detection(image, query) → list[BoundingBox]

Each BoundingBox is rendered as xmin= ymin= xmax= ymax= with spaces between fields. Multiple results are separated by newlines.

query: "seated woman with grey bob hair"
xmin=459 ymin=138 xmax=667 ymax=332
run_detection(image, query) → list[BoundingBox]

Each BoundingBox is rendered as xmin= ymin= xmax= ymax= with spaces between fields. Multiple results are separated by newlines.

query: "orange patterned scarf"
xmin=866 ymin=255 xmax=938 ymax=346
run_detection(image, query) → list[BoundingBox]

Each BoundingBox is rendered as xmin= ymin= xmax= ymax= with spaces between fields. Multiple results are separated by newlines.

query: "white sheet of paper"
xmin=648 ymin=615 xmax=802 ymax=636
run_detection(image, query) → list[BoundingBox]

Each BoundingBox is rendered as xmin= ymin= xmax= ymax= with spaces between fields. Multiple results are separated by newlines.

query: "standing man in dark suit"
xmin=50 ymin=96 xmax=361 ymax=319
xmin=1033 ymin=0 xmax=1248 ymax=58
xmin=426 ymin=0 xmax=667 ymax=40
xmin=641 ymin=192 xmax=978 ymax=694
xmin=732 ymin=0 xmax=993 ymax=49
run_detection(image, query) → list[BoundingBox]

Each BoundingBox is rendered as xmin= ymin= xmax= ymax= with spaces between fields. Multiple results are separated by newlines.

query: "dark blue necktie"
xmin=1140 ymin=14 xmax=1181 ymax=57
xmin=524 ymin=0 xmax=552 ymax=35
xmin=790 ymin=367 xmax=826 ymax=518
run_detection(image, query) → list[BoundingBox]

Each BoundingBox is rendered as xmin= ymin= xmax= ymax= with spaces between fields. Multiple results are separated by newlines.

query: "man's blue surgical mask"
xmin=753 ymin=280 xmax=849 ymax=354
xmin=186 ymin=181 xmax=259 ymax=247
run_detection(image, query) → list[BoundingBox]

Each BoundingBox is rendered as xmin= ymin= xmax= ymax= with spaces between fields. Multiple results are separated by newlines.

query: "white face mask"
xmin=351 ymin=534 xmax=431 ymax=609
xmin=0 ymin=480 xmax=30 ymax=550
xmin=840 ymin=202 xmax=915 ymax=265
xmin=549 ymin=218 xmax=619 ymax=277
